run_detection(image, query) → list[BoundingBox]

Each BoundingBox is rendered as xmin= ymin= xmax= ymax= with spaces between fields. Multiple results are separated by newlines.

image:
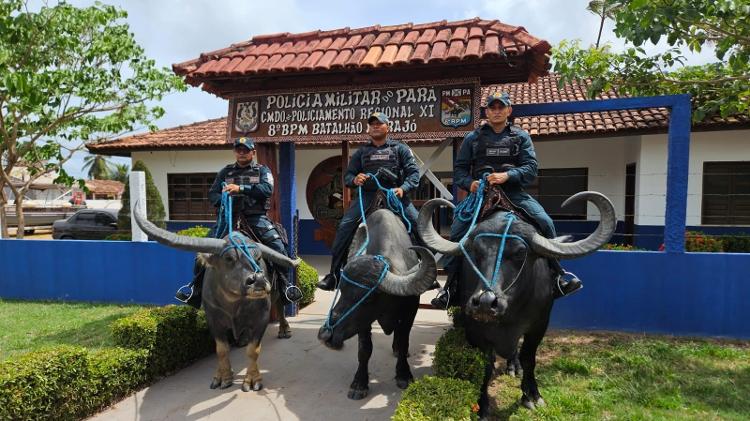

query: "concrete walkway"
xmin=89 ymin=256 xmax=450 ymax=421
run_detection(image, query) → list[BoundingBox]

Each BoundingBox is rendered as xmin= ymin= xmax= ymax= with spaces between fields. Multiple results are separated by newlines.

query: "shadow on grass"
xmin=27 ymin=312 xmax=129 ymax=351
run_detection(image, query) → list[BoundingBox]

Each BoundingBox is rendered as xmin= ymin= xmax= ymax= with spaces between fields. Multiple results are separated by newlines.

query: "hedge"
xmin=432 ymin=326 xmax=487 ymax=390
xmin=0 ymin=305 xmax=214 ymax=420
xmin=392 ymin=376 xmax=479 ymax=421
xmin=111 ymin=305 xmax=214 ymax=377
xmin=296 ymin=259 xmax=318 ymax=308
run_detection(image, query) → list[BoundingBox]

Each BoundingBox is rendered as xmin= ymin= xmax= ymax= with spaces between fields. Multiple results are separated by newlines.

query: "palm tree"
xmin=587 ymin=0 xmax=623 ymax=48
xmin=110 ymin=163 xmax=130 ymax=183
xmin=82 ymin=154 xmax=112 ymax=180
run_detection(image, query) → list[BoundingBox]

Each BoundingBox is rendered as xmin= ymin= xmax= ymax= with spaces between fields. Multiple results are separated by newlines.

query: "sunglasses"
xmin=234 ymin=147 xmax=254 ymax=155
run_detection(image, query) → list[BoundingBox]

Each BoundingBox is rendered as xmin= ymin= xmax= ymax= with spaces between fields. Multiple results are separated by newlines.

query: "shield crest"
xmin=235 ymin=101 xmax=259 ymax=133
xmin=440 ymin=89 xmax=472 ymax=128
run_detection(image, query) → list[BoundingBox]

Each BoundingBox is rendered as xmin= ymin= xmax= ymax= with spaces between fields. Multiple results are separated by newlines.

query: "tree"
xmin=553 ymin=0 xmax=750 ymax=121
xmin=118 ymin=160 xmax=165 ymax=230
xmin=110 ymin=163 xmax=129 ymax=183
xmin=0 ymin=1 xmax=184 ymax=238
xmin=82 ymin=154 xmax=112 ymax=180
xmin=587 ymin=0 xmax=623 ymax=48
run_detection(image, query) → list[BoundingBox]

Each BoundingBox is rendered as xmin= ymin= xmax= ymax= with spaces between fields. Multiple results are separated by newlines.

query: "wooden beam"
xmin=341 ymin=141 xmax=351 ymax=210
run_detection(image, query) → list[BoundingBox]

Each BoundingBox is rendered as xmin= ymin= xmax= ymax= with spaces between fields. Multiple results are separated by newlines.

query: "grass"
xmin=489 ymin=331 xmax=750 ymax=421
xmin=0 ymin=299 xmax=146 ymax=360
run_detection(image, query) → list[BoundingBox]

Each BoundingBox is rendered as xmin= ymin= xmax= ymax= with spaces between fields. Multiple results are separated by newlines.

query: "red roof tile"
xmin=174 ymin=17 xmax=551 ymax=85
xmin=88 ymin=76 xmax=750 ymax=155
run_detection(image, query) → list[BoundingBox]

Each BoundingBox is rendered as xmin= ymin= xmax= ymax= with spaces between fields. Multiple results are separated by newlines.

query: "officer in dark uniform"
xmin=175 ymin=136 xmax=302 ymax=307
xmin=431 ymin=92 xmax=582 ymax=308
xmin=317 ymin=112 xmax=421 ymax=290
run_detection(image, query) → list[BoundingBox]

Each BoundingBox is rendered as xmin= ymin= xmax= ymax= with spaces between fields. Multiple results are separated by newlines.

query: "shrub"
xmin=84 ymin=347 xmax=149 ymax=412
xmin=392 ymin=376 xmax=479 ymax=421
xmin=602 ymin=243 xmax=645 ymax=251
xmin=104 ymin=232 xmax=132 ymax=241
xmin=721 ymin=233 xmax=750 ymax=253
xmin=176 ymin=225 xmax=211 ymax=237
xmin=432 ymin=327 xmax=486 ymax=390
xmin=118 ymin=160 xmax=166 ymax=230
xmin=685 ymin=231 xmax=724 ymax=252
xmin=296 ymin=259 xmax=318 ymax=308
xmin=111 ymin=305 xmax=213 ymax=377
xmin=0 ymin=345 xmax=89 ymax=420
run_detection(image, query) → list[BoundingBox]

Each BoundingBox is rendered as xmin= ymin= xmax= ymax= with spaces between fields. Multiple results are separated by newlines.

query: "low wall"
xmin=1 ymin=240 xmax=748 ymax=338
xmin=552 ymin=250 xmax=750 ymax=339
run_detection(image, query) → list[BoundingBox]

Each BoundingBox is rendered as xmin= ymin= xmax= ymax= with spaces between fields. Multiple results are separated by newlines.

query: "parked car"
xmin=52 ymin=209 xmax=121 ymax=240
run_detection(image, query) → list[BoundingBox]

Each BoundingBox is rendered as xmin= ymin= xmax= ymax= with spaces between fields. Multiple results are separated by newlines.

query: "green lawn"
xmin=0 ymin=300 xmax=146 ymax=360
xmin=491 ymin=331 xmax=750 ymax=421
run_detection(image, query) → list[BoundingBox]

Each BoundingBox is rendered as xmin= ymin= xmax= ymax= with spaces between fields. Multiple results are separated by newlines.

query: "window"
xmin=95 ymin=213 xmax=115 ymax=226
xmin=75 ymin=212 xmax=97 ymax=226
xmin=527 ymin=168 xmax=588 ymax=220
xmin=167 ymin=173 xmax=217 ymax=221
xmin=702 ymin=162 xmax=750 ymax=225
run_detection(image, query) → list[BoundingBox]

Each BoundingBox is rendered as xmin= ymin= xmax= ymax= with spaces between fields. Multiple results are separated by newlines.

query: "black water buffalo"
xmin=418 ymin=191 xmax=615 ymax=416
xmin=317 ymin=208 xmax=438 ymax=399
xmin=134 ymin=209 xmax=299 ymax=392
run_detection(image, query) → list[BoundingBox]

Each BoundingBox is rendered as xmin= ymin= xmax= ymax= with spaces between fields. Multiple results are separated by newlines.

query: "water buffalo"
xmin=134 ymin=209 xmax=299 ymax=392
xmin=418 ymin=191 xmax=615 ymax=416
xmin=317 ymin=208 xmax=438 ymax=399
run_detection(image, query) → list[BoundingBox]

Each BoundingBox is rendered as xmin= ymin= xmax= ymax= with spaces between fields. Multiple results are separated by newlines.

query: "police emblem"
xmin=440 ymin=88 xmax=472 ymax=128
xmin=235 ymin=100 xmax=259 ymax=133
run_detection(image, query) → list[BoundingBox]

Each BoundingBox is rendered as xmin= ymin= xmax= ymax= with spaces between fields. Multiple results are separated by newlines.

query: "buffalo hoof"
xmin=521 ymin=395 xmax=544 ymax=410
xmin=347 ymin=387 xmax=369 ymax=400
xmin=395 ymin=377 xmax=412 ymax=390
xmin=210 ymin=377 xmax=232 ymax=390
xmin=242 ymin=381 xmax=263 ymax=392
xmin=278 ymin=330 xmax=292 ymax=339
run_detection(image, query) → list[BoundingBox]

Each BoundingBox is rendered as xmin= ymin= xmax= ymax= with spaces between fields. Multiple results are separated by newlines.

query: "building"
xmin=88 ymin=19 xmax=750 ymax=252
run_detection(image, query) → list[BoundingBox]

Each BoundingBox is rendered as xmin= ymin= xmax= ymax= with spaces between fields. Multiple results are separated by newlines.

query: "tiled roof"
xmin=173 ymin=18 xmax=551 ymax=86
xmin=84 ymin=179 xmax=125 ymax=196
xmin=88 ymin=76 xmax=750 ymax=155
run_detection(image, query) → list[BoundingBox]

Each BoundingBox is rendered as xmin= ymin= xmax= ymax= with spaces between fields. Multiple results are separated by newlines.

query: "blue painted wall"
xmin=0 ymin=239 xmax=194 ymax=306
xmin=2 ymin=239 xmax=749 ymax=338
xmin=552 ymin=250 xmax=750 ymax=339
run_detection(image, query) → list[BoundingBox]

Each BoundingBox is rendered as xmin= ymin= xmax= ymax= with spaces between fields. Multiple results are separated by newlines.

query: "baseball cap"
xmin=233 ymin=136 xmax=255 ymax=150
xmin=367 ymin=111 xmax=390 ymax=124
xmin=486 ymin=92 xmax=512 ymax=107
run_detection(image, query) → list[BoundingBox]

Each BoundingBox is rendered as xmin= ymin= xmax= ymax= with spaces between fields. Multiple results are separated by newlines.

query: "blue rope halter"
xmin=214 ymin=184 xmax=262 ymax=273
xmin=456 ymin=175 xmax=529 ymax=292
xmin=324 ymin=173 xmax=407 ymax=330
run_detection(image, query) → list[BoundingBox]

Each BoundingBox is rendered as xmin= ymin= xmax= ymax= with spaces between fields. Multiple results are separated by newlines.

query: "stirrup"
xmin=556 ymin=271 xmax=582 ymax=297
xmin=284 ymin=285 xmax=303 ymax=303
xmin=430 ymin=289 xmax=450 ymax=310
xmin=175 ymin=283 xmax=194 ymax=303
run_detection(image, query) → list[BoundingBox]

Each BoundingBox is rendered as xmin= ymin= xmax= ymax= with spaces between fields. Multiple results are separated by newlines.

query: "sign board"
xmin=228 ymin=78 xmax=480 ymax=142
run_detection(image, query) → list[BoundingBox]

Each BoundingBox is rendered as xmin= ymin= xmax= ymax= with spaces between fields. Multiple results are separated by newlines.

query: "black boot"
xmin=550 ymin=259 xmax=583 ymax=299
xmin=278 ymin=270 xmax=302 ymax=303
xmin=431 ymin=273 xmax=458 ymax=309
xmin=317 ymin=273 xmax=338 ymax=291
xmin=175 ymin=260 xmax=205 ymax=309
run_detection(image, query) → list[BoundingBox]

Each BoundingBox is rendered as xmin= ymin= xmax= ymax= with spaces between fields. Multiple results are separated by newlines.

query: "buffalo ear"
xmin=198 ymin=253 xmax=221 ymax=268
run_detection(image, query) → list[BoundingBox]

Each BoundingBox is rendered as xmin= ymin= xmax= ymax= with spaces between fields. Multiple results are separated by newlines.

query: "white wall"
xmin=535 ymin=136 xmax=636 ymax=220
xmin=132 ymin=128 xmax=750 ymax=226
xmin=132 ymin=150 xmax=234 ymax=219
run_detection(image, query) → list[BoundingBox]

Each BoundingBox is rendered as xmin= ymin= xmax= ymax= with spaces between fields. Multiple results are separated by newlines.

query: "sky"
xmin=61 ymin=0 xmax=718 ymax=177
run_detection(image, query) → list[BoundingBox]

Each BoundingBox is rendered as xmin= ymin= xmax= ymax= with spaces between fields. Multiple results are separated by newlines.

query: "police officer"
xmin=431 ymin=92 xmax=582 ymax=308
xmin=317 ymin=112 xmax=421 ymax=290
xmin=175 ymin=136 xmax=302 ymax=307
